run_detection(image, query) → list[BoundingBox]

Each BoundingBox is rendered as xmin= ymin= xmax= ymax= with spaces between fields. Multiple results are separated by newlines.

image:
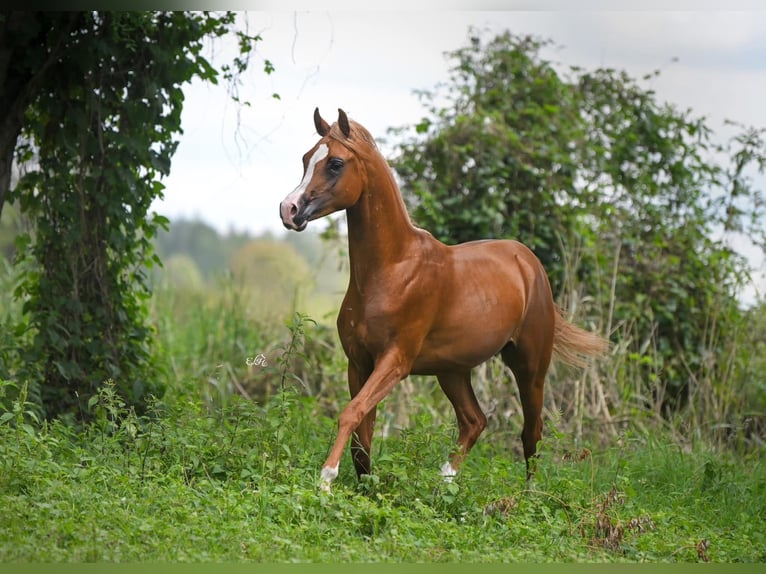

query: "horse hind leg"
xmin=501 ymin=334 xmax=553 ymax=480
xmin=347 ymin=361 xmax=376 ymax=478
xmin=436 ymin=370 xmax=487 ymax=481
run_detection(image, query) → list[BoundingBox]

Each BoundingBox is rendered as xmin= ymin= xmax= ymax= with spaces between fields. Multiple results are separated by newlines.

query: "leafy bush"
xmin=390 ymin=29 xmax=766 ymax=434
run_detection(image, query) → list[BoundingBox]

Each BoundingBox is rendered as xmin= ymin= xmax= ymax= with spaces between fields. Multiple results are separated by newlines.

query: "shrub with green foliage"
xmin=390 ymin=29 xmax=766 ymax=419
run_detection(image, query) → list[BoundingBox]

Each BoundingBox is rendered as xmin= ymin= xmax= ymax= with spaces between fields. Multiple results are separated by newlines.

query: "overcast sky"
xmin=151 ymin=10 xmax=766 ymax=299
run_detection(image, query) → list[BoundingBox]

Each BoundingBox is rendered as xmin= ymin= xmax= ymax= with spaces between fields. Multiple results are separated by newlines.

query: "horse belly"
xmin=410 ymin=261 xmax=528 ymax=374
xmin=410 ymin=314 xmax=519 ymax=375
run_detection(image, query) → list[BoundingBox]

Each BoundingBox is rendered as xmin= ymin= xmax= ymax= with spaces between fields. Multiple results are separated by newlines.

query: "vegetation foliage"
xmin=390 ymin=30 xmax=766 ymax=420
xmin=1 ymin=346 xmax=764 ymax=562
xmin=0 ymin=11 xmax=272 ymax=418
xmin=0 ymin=20 xmax=765 ymax=563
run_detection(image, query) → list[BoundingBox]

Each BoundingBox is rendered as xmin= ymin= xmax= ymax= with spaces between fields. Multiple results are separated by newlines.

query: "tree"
xmin=391 ymin=30 xmax=766 ymax=410
xmin=573 ymin=67 xmax=763 ymax=408
xmin=1 ymin=11 xmax=272 ymax=418
xmin=391 ymin=33 xmax=583 ymax=290
xmin=1 ymin=13 xmax=78 ymax=220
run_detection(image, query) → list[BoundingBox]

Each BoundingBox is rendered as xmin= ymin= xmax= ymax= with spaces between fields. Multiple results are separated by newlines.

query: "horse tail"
xmin=552 ymin=306 xmax=609 ymax=368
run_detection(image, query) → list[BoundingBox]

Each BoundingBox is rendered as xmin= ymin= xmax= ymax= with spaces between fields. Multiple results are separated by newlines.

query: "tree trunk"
xmin=0 ymin=11 xmax=82 ymax=218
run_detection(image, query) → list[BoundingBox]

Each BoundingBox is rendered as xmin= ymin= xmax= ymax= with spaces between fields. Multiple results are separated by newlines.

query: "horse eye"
xmin=327 ymin=158 xmax=344 ymax=175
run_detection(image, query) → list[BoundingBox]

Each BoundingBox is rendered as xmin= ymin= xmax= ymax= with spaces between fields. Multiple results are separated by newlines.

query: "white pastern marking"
xmin=440 ymin=461 xmax=458 ymax=483
xmin=319 ymin=463 xmax=339 ymax=493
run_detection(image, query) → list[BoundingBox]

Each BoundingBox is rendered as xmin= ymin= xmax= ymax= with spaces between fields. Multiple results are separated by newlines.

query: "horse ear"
xmin=338 ymin=108 xmax=351 ymax=138
xmin=314 ymin=108 xmax=331 ymax=136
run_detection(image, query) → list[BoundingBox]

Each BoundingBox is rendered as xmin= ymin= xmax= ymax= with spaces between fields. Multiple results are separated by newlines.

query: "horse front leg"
xmin=320 ymin=351 xmax=409 ymax=492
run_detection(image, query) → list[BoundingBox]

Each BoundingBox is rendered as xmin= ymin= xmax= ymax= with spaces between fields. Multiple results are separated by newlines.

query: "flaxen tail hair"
xmin=552 ymin=307 xmax=609 ymax=368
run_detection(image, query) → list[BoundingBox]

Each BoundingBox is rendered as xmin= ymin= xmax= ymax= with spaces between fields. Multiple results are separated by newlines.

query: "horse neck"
xmin=346 ymin=155 xmax=417 ymax=273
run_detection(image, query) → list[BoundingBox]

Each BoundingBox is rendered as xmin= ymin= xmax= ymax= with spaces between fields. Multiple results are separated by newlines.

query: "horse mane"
xmin=326 ymin=115 xmax=412 ymax=224
xmin=327 ymin=119 xmax=380 ymax=158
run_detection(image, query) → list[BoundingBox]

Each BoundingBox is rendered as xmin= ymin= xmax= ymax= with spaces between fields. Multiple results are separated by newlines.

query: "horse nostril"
xmin=290 ymin=203 xmax=298 ymax=217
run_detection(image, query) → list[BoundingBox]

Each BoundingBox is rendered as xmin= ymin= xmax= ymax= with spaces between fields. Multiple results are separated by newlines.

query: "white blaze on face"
xmin=440 ymin=461 xmax=458 ymax=483
xmin=283 ymin=143 xmax=329 ymax=207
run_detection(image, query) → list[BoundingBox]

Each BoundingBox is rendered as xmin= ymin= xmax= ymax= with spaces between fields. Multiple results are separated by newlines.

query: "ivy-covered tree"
xmin=1 ymin=11 xmax=271 ymax=418
xmin=391 ymin=30 xmax=766 ymax=410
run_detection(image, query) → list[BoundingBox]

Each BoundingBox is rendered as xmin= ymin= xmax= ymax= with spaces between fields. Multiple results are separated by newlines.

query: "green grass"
xmin=1 ymin=280 xmax=764 ymax=563
xmin=1 ymin=380 xmax=764 ymax=563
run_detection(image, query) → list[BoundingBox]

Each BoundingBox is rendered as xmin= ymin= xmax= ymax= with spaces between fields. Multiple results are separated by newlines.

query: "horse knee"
xmin=338 ymin=405 xmax=365 ymax=434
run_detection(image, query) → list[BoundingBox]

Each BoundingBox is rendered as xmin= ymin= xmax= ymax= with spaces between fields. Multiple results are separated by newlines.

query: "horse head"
xmin=279 ymin=108 xmax=366 ymax=231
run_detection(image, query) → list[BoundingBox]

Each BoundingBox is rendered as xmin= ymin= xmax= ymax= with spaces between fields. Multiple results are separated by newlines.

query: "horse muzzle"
xmin=279 ymin=195 xmax=309 ymax=231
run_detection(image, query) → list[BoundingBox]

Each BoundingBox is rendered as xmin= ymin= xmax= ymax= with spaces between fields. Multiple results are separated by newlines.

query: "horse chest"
xmin=338 ymin=294 xmax=417 ymax=357
xmin=340 ymin=306 xmax=387 ymax=347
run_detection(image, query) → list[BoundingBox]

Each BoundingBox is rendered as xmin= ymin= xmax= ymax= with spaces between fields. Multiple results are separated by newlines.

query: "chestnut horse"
xmin=280 ymin=108 xmax=607 ymax=492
